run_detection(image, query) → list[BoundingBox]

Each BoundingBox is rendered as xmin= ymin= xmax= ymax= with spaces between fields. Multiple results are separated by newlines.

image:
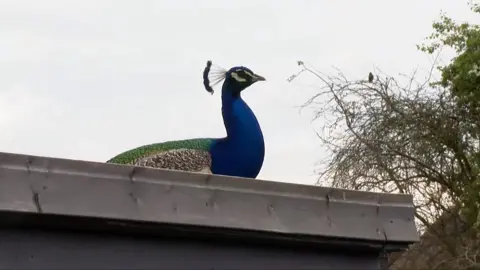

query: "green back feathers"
xmin=107 ymin=138 xmax=213 ymax=165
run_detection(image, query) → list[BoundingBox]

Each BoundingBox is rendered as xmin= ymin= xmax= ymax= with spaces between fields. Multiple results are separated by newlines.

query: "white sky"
xmin=0 ymin=0 xmax=477 ymax=185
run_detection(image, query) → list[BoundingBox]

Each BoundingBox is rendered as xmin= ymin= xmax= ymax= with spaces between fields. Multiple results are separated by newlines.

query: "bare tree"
xmin=288 ymin=61 xmax=480 ymax=269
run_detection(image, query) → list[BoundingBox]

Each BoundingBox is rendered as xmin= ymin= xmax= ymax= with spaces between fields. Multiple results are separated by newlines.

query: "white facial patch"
xmin=244 ymin=71 xmax=254 ymax=78
xmin=231 ymin=72 xmax=248 ymax=82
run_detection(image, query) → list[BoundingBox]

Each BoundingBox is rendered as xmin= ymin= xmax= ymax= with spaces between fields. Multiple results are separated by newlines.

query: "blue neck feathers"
xmin=209 ymin=82 xmax=265 ymax=178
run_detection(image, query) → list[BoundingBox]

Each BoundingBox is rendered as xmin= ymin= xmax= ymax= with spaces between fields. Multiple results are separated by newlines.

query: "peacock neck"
xmin=208 ymin=83 xmax=265 ymax=178
xmin=221 ymin=86 xmax=264 ymax=144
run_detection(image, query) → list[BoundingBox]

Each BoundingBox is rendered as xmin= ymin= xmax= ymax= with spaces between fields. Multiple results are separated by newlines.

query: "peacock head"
xmin=203 ymin=60 xmax=266 ymax=96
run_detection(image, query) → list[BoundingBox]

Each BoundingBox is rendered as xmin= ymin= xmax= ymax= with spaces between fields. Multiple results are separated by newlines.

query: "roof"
xmin=0 ymin=151 xmax=419 ymax=251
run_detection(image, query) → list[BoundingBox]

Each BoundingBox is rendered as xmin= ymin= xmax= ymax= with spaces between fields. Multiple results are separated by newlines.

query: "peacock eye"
xmin=230 ymin=70 xmax=249 ymax=82
xmin=236 ymin=70 xmax=247 ymax=77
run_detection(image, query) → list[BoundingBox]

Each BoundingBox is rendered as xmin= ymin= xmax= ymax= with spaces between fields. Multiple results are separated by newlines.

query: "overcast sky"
xmin=0 ymin=0 xmax=477 ymax=185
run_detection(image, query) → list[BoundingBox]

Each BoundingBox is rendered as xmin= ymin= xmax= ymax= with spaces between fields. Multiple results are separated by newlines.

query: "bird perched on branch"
xmin=368 ymin=72 xmax=374 ymax=83
xmin=107 ymin=61 xmax=266 ymax=179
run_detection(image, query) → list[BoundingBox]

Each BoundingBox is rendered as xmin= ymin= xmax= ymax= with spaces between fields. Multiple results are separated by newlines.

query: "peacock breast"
xmin=209 ymin=138 xmax=264 ymax=179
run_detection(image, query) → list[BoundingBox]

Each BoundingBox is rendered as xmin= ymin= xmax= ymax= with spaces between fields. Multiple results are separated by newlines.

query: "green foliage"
xmin=418 ymin=1 xmax=480 ymax=54
xmin=418 ymin=2 xmax=480 ymax=117
xmin=418 ymin=0 xmax=480 ymax=235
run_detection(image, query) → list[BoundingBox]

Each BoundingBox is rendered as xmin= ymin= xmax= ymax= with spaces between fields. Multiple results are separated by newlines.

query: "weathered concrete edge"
xmin=0 ymin=152 xmax=419 ymax=244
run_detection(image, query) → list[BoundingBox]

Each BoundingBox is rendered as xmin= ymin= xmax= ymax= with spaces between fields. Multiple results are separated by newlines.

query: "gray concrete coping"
xmin=0 ymin=152 xmax=419 ymax=247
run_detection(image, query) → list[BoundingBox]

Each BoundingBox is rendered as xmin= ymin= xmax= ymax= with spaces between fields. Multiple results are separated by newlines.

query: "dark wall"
xmin=0 ymin=228 xmax=380 ymax=270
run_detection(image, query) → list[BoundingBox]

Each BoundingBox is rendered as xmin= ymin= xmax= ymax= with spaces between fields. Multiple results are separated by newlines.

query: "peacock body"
xmin=107 ymin=61 xmax=266 ymax=179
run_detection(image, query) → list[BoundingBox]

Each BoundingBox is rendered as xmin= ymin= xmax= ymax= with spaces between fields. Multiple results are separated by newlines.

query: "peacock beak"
xmin=252 ymin=74 xmax=266 ymax=82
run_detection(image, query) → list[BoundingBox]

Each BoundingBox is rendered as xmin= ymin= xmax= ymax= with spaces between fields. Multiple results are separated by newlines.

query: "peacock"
xmin=107 ymin=61 xmax=266 ymax=179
